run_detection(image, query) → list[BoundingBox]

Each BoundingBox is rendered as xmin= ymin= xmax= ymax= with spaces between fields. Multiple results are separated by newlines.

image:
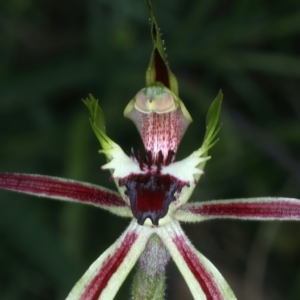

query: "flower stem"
xmin=132 ymin=234 xmax=170 ymax=300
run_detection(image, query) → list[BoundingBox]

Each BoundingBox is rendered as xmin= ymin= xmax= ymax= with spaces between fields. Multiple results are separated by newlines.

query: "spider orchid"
xmin=1 ymin=1 xmax=300 ymax=299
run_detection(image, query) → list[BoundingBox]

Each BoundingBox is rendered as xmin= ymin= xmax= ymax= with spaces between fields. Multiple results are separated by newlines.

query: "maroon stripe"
xmin=189 ymin=201 xmax=300 ymax=219
xmin=173 ymin=235 xmax=223 ymax=300
xmin=0 ymin=173 xmax=125 ymax=207
xmin=80 ymin=231 xmax=138 ymax=300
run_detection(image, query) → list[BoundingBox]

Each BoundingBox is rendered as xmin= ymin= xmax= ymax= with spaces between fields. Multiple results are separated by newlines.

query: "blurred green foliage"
xmin=0 ymin=0 xmax=300 ymax=299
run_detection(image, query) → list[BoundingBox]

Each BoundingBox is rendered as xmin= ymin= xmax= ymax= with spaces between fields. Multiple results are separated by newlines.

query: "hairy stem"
xmin=132 ymin=234 xmax=170 ymax=300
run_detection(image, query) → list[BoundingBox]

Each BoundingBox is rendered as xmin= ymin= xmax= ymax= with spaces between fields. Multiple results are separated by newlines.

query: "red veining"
xmin=0 ymin=173 xmax=125 ymax=207
xmin=173 ymin=235 xmax=223 ymax=300
xmin=130 ymin=107 xmax=190 ymax=164
xmin=80 ymin=231 xmax=138 ymax=300
xmin=190 ymin=201 xmax=300 ymax=219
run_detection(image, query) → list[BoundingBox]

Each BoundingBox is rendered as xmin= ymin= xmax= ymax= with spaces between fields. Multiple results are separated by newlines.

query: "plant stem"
xmin=132 ymin=234 xmax=170 ymax=300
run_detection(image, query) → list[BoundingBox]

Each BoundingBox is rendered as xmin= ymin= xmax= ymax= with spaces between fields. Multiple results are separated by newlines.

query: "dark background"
xmin=1 ymin=0 xmax=300 ymax=299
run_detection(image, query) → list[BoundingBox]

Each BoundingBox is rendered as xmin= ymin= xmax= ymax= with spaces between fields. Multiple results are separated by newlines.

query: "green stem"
xmin=132 ymin=234 xmax=170 ymax=300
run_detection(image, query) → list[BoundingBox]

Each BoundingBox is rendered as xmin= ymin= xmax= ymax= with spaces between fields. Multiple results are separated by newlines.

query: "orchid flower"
xmin=1 ymin=1 xmax=300 ymax=299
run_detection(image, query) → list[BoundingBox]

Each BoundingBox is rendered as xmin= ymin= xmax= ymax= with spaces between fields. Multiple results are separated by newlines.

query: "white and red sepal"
xmin=175 ymin=197 xmax=300 ymax=222
xmin=158 ymin=221 xmax=236 ymax=300
xmin=0 ymin=173 xmax=132 ymax=218
xmin=66 ymin=220 xmax=153 ymax=300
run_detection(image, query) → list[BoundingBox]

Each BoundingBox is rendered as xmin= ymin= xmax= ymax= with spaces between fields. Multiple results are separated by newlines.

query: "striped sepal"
xmin=158 ymin=221 xmax=236 ymax=300
xmin=175 ymin=197 xmax=300 ymax=223
xmin=0 ymin=173 xmax=132 ymax=217
xmin=66 ymin=220 xmax=152 ymax=300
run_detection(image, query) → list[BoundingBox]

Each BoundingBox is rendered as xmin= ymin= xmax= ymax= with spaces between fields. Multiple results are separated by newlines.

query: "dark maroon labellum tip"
xmin=120 ymin=172 xmax=188 ymax=225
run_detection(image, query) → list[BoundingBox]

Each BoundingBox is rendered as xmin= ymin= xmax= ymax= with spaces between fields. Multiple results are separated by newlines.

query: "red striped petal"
xmin=67 ymin=221 xmax=152 ymax=300
xmin=79 ymin=232 xmax=138 ymax=300
xmin=176 ymin=197 xmax=300 ymax=222
xmin=173 ymin=235 xmax=223 ymax=300
xmin=0 ymin=173 xmax=131 ymax=217
xmin=158 ymin=222 xmax=236 ymax=299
